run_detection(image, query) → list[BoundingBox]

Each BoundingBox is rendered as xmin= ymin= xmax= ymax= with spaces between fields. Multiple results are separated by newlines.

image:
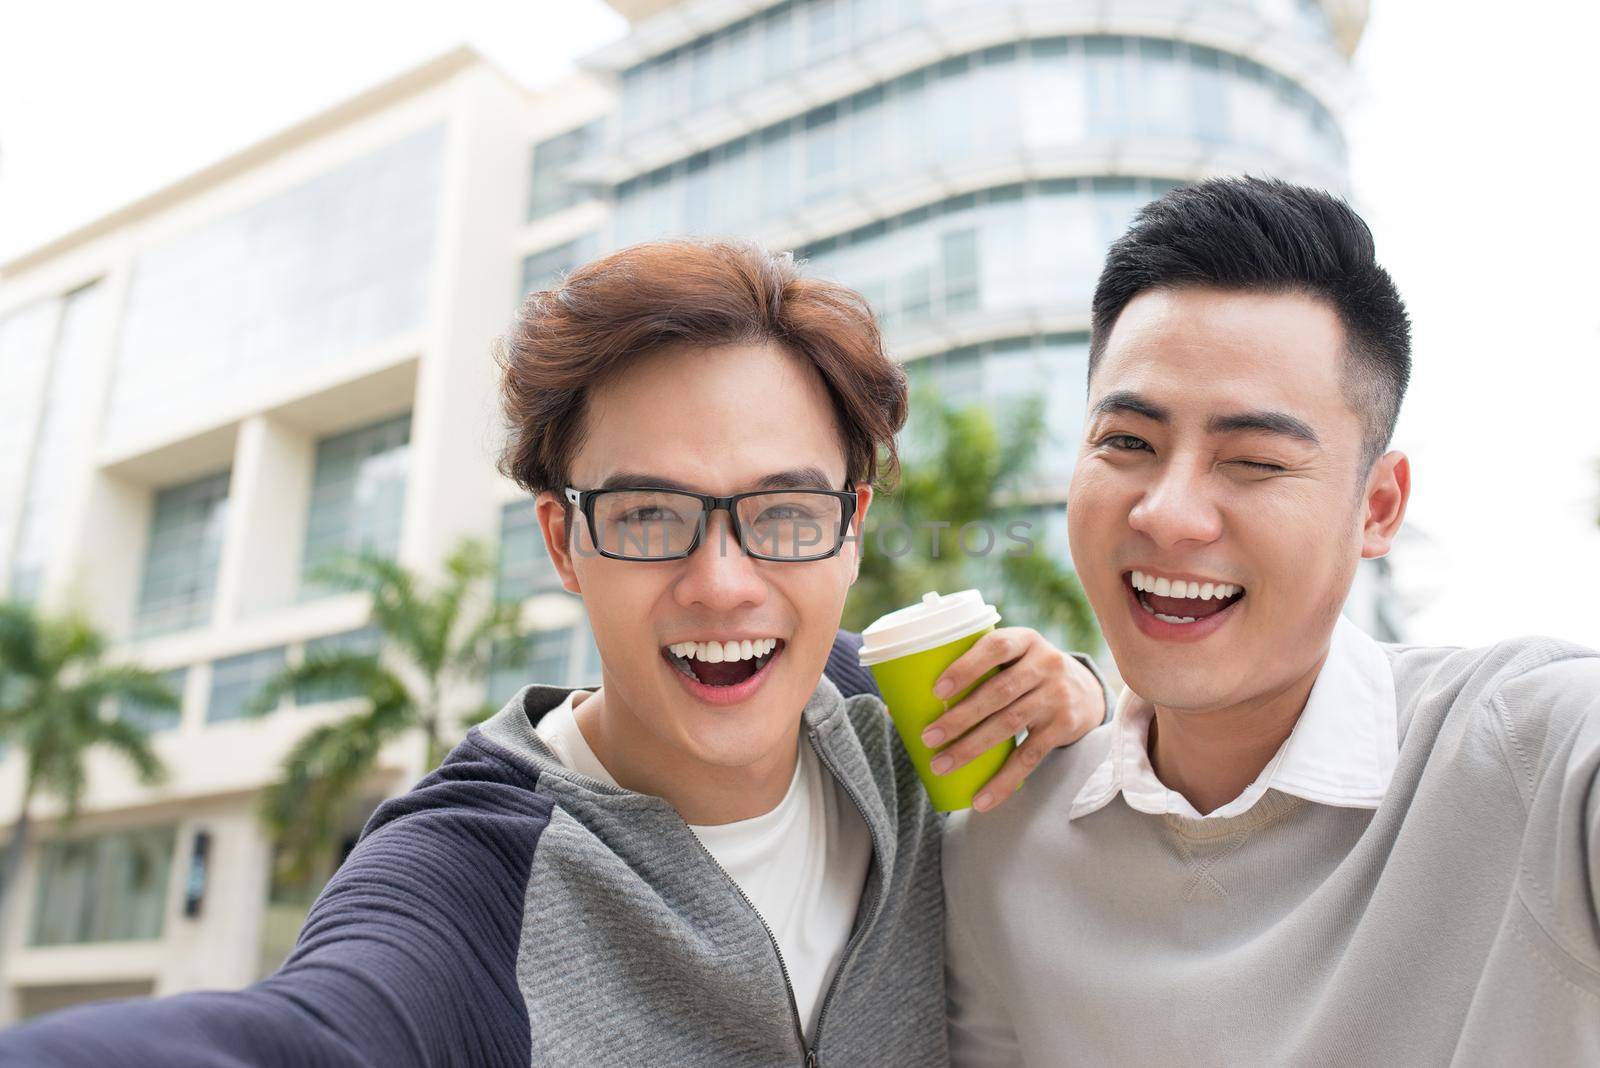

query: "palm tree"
xmin=0 ymin=601 xmax=171 ymax=929
xmin=243 ymin=538 xmax=523 ymax=883
xmin=843 ymin=388 xmax=1099 ymax=652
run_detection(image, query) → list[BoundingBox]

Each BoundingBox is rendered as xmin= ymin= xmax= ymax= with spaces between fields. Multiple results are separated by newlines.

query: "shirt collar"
xmin=1069 ymin=615 xmax=1398 ymax=821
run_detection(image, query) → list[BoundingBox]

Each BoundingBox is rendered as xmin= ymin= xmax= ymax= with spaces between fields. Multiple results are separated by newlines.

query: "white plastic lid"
xmin=857 ymin=589 xmax=1001 ymax=666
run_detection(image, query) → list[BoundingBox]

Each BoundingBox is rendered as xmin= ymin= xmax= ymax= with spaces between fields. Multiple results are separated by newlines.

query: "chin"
xmin=1116 ymin=651 xmax=1244 ymax=713
xmin=668 ymin=695 xmax=796 ymax=764
xmin=680 ymin=722 xmax=795 ymax=770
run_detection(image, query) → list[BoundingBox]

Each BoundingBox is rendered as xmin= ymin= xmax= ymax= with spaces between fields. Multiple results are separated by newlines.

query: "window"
xmin=134 ymin=470 xmax=230 ymax=638
xmin=900 ymin=333 xmax=1092 ymax=487
xmin=497 ymin=499 xmax=563 ymax=601
xmin=301 ymin=414 xmax=411 ymax=597
xmin=9 ymin=282 xmax=106 ymax=604
xmin=30 ymin=827 xmax=176 ymax=945
xmin=520 ymin=234 xmax=600 ymax=297
xmin=107 ymin=125 xmax=444 ymax=455
xmin=610 ymin=36 xmax=1344 ymax=246
xmin=940 ymin=228 xmax=980 ymax=315
xmin=118 ymin=668 xmax=186 ymax=734
xmin=486 ymin=621 xmax=600 ymax=707
xmin=0 ymin=300 xmax=64 ymax=598
xmin=295 ymin=626 xmax=382 ymax=706
xmin=528 ymin=121 xmax=605 ymax=221
xmin=800 ymin=178 xmax=1178 ymax=334
xmin=207 ymin=647 xmax=288 ymax=724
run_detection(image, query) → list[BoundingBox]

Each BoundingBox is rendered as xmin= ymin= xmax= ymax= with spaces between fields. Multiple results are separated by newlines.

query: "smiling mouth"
xmin=1126 ymin=570 xmax=1246 ymax=624
xmin=662 ymin=638 xmax=786 ymax=688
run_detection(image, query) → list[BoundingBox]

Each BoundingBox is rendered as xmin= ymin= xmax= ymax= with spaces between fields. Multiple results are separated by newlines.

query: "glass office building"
xmin=520 ymin=0 xmax=1395 ymax=641
xmin=0 ymin=0 xmax=1385 ymax=1018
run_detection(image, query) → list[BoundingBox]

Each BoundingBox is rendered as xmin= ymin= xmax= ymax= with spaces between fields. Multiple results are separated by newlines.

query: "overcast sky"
xmin=3 ymin=0 xmax=1597 ymax=650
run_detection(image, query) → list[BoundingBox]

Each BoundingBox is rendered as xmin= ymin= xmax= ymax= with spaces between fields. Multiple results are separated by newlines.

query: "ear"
xmin=845 ymin=483 xmax=874 ymax=585
xmin=1359 ymin=451 xmax=1410 ymax=559
xmin=535 ymin=490 xmax=586 ymax=595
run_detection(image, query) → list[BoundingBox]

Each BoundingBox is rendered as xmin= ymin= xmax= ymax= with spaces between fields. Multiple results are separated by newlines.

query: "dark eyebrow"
xmin=1206 ymin=410 xmax=1321 ymax=447
xmin=1091 ymin=391 xmax=1320 ymax=447
xmin=1090 ymin=391 xmax=1170 ymax=423
xmin=596 ymin=466 xmax=840 ymax=493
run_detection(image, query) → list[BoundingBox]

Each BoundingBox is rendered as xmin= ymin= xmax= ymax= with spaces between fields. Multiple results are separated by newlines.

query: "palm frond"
xmin=258 ymin=705 xmax=406 ymax=882
xmin=38 ymin=612 xmax=106 ymax=675
xmin=430 ymin=539 xmax=499 ymax=678
xmin=999 ymin=551 xmax=1100 ymax=652
xmin=458 ymin=702 xmax=500 ymax=729
xmin=445 ymin=598 xmax=524 ymax=681
xmin=93 ymin=718 xmax=169 ymax=787
xmin=241 ymin=650 xmax=403 ymax=720
xmin=0 ymin=601 xmax=42 ymax=678
xmin=74 ymin=663 xmax=180 ymax=713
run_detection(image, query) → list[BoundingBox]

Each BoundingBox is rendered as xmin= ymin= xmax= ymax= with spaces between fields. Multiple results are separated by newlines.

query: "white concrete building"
xmin=0 ymin=0 xmax=1383 ymax=1020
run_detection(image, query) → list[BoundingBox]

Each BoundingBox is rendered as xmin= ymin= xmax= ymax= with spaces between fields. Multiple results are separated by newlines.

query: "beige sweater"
xmin=944 ymin=637 xmax=1600 ymax=1066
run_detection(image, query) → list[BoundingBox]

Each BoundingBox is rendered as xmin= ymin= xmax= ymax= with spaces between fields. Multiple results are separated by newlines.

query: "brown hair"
xmin=496 ymin=239 xmax=907 ymax=496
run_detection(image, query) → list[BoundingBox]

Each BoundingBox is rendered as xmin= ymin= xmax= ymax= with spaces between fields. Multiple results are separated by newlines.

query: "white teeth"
xmin=1130 ymin=572 xmax=1244 ymax=600
xmin=670 ymin=638 xmax=780 ymax=663
xmin=1154 ymin=612 xmax=1198 ymax=624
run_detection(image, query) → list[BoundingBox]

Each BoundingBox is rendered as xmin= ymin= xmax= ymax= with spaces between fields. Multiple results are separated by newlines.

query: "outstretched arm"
xmin=0 ymin=740 xmax=552 ymax=1067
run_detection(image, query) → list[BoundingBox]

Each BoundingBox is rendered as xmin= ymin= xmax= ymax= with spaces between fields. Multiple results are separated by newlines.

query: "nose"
xmin=1126 ymin=457 xmax=1223 ymax=551
xmin=672 ymin=511 xmax=769 ymax=612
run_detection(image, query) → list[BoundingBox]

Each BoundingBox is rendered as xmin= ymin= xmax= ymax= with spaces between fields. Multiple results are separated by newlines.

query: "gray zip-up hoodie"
xmin=0 ymin=675 xmax=946 ymax=1067
xmin=481 ymin=678 xmax=948 ymax=1066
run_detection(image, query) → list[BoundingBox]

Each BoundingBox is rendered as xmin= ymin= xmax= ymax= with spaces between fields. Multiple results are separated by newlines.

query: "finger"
xmin=932 ymin=628 xmax=1032 ymax=703
xmin=970 ymin=730 xmax=1051 ymax=813
xmin=922 ymin=656 xmax=1039 ymax=748
xmin=928 ymin=690 xmax=1039 ymax=776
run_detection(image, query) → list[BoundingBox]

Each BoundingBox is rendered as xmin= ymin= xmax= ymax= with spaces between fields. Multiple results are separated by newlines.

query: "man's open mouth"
xmin=662 ymin=638 xmax=786 ymax=688
xmin=1126 ymin=570 xmax=1246 ymax=624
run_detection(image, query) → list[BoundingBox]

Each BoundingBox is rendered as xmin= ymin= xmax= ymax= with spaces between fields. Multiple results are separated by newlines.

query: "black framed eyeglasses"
xmin=563 ymin=484 xmax=858 ymax=562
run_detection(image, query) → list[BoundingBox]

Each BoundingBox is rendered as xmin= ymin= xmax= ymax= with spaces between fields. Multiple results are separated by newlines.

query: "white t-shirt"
xmin=537 ymin=689 xmax=872 ymax=1039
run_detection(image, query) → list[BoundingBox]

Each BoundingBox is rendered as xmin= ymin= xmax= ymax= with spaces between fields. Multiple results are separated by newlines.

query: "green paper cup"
xmin=859 ymin=590 xmax=1011 ymax=812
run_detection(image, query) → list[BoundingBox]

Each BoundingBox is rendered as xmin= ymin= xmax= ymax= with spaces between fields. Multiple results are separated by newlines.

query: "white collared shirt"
xmin=1070 ymin=615 xmax=1399 ymax=821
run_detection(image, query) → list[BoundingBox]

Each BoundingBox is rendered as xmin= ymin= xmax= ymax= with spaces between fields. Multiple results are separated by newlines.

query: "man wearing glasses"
xmin=0 ymin=240 xmax=1105 ymax=1066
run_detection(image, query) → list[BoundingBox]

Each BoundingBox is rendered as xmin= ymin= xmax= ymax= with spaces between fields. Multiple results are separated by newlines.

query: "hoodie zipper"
xmin=527 ymin=717 xmax=884 ymax=1067
xmin=684 ymin=823 xmax=813 ymax=1063
xmin=803 ymin=724 xmax=886 ymax=1068
xmin=681 ymin=724 xmax=886 ymax=1068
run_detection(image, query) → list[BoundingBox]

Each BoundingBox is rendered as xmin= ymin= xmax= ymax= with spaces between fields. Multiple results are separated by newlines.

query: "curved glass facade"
xmin=567 ymin=0 xmax=1371 ymax=631
xmin=613 ymin=35 xmax=1344 ymax=246
xmin=800 ymin=177 xmax=1179 ymax=336
xmin=901 ymin=333 xmax=1091 ymax=488
xmin=618 ymin=0 xmax=1338 ymax=134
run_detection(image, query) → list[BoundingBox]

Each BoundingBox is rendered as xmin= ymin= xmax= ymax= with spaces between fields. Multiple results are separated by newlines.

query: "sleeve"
xmin=1451 ymin=653 xmax=1600 ymax=1061
xmin=942 ymin=815 xmax=1024 ymax=1068
xmin=0 ymin=762 xmax=553 ymax=1067
xmin=1068 ymin=651 xmax=1116 ymax=726
xmin=1493 ymin=654 xmax=1600 ymax=958
xmin=826 ymin=629 xmax=880 ymax=698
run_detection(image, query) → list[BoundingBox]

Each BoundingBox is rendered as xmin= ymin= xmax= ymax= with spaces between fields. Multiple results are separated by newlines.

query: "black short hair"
xmin=1089 ymin=177 xmax=1411 ymax=470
